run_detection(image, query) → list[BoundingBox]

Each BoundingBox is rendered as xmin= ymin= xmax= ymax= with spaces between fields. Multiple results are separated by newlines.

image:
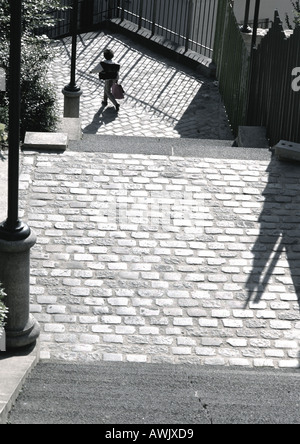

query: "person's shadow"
xmin=83 ymin=105 xmax=118 ymax=134
xmin=245 ymin=155 xmax=300 ymax=365
xmin=246 ymin=155 xmax=300 ymax=307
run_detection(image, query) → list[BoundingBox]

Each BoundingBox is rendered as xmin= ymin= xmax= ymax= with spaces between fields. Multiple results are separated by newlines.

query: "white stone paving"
xmin=19 ymin=151 xmax=300 ymax=368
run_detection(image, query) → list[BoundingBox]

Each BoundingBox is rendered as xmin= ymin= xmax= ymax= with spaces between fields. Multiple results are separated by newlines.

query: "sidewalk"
xmin=0 ymin=343 xmax=39 ymax=424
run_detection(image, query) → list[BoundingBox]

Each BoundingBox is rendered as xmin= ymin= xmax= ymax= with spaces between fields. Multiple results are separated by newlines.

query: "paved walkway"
xmin=18 ymin=146 xmax=300 ymax=369
xmin=48 ymin=31 xmax=233 ymax=140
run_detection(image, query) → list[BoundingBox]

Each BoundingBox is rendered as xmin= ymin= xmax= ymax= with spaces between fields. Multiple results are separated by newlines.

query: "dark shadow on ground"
xmin=246 ymin=156 xmax=300 ymax=309
xmin=245 ymin=155 xmax=300 ymax=366
xmin=0 ymin=341 xmax=37 ymax=361
xmin=174 ymin=81 xmax=233 ymax=140
xmin=83 ymin=105 xmax=118 ymax=134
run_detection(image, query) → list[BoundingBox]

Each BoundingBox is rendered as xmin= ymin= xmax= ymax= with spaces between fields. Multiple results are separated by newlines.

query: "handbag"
xmin=112 ymin=83 xmax=125 ymax=100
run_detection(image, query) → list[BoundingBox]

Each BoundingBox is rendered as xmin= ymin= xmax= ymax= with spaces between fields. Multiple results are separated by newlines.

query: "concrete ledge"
xmin=23 ymin=132 xmax=69 ymax=151
xmin=58 ymin=118 xmax=82 ymax=141
xmin=275 ymin=140 xmax=300 ymax=162
xmin=0 ymin=341 xmax=40 ymax=424
xmin=69 ymin=134 xmax=271 ymax=161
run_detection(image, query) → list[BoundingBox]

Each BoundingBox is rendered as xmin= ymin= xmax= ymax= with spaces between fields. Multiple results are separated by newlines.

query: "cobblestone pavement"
xmin=19 ymin=151 xmax=300 ymax=368
xmin=48 ymin=31 xmax=233 ymax=140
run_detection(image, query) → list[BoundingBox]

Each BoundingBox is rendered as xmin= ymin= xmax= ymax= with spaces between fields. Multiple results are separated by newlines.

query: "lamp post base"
xmin=6 ymin=314 xmax=40 ymax=349
xmin=62 ymin=87 xmax=83 ymax=118
xmin=0 ymin=230 xmax=40 ymax=350
xmin=240 ymin=25 xmax=252 ymax=34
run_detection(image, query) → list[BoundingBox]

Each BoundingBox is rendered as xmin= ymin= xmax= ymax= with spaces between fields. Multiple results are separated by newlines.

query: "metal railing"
xmin=247 ymin=11 xmax=300 ymax=145
xmin=41 ymin=0 xmax=218 ymax=59
xmin=213 ymin=0 xmax=250 ymax=135
xmin=243 ymin=18 xmax=272 ymax=30
xmin=39 ymin=0 xmax=115 ymax=38
xmin=116 ymin=0 xmax=218 ymax=58
xmin=214 ymin=1 xmax=300 ymax=145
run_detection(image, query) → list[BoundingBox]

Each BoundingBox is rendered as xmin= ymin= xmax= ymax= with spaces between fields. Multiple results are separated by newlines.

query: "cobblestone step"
xmin=18 ymin=149 xmax=300 ymax=368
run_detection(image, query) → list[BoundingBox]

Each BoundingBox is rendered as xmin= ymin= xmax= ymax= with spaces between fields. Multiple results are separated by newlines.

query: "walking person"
xmin=91 ymin=49 xmax=120 ymax=112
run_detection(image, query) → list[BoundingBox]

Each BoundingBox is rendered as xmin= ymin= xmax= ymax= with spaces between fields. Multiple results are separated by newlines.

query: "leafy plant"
xmin=0 ymin=285 xmax=8 ymax=329
xmin=0 ymin=0 xmax=68 ymax=140
xmin=18 ymin=33 xmax=59 ymax=139
xmin=286 ymin=1 xmax=300 ymax=29
xmin=0 ymin=123 xmax=8 ymax=149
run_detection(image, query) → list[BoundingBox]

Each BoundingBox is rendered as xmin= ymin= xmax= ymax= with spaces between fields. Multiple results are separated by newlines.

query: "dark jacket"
xmin=98 ymin=61 xmax=120 ymax=80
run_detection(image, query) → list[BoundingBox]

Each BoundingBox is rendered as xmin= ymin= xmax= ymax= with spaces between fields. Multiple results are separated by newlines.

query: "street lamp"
xmin=0 ymin=0 xmax=40 ymax=349
xmin=251 ymin=0 xmax=261 ymax=49
xmin=62 ymin=0 xmax=82 ymax=117
xmin=0 ymin=0 xmax=30 ymax=243
xmin=240 ymin=0 xmax=252 ymax=34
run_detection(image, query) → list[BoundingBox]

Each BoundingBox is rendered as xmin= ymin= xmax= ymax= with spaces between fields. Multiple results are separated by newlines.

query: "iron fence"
xmin=213 ymin=0 xmax=250 ymax=135
xmin=247 ymin=11 xmax=300 ymax=145
xmin=116 ymin=0 xmax=218 ymax=58
xmin=41 ymin=0 xmax=218 ymax=59
xmin=40 ymin=0 xmax=116 ymax=38
xmin=214 ymin=1 xmax=300 ymax=145
xmin=242 ymin=18 xmax=272 ymax=29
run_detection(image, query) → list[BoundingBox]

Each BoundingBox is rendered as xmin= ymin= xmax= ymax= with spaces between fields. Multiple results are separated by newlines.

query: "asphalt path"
xmin=8 ymin=362 xmax=300 ymax=425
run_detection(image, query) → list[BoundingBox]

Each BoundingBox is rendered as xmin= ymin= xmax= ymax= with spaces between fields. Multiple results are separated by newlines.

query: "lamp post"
xmin=240 ymin=0 xmax=252 ymax=33
xmin=62 ymin=0 xmax=82 ymax=117
xmin=0 ymin=0 xmax=30 ymax=243
xmin=0 ymin=0 xmax=40 ymax=349
xmin=251 ymin=0 xmax=261 ymax=49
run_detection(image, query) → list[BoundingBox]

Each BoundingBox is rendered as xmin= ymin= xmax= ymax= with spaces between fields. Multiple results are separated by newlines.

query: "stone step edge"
xmin=69 ymin=134 xmax=271 ymax=161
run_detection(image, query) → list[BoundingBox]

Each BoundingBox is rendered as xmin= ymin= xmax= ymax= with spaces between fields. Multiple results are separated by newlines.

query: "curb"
xmin=0 ymin=340 xmax=40 ymax=424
